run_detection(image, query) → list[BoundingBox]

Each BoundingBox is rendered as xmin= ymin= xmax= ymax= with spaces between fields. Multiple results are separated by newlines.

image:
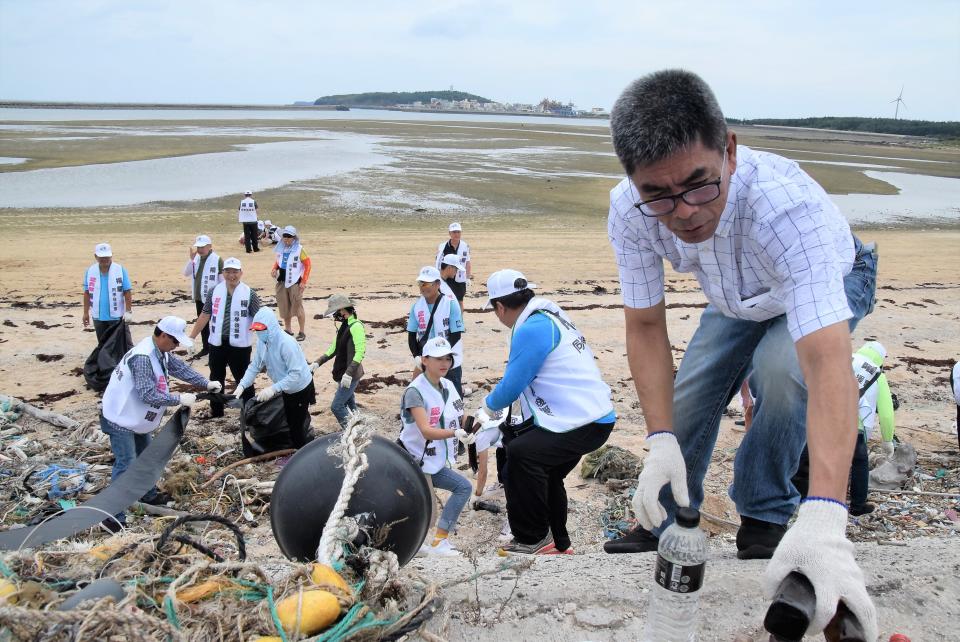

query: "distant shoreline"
xmin=351 ymin=105 xmax=609 ymax=120
xmin=0 ymin=101 xmax=346 ymax=111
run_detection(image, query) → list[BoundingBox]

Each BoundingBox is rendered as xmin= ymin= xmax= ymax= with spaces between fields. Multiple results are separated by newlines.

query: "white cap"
xmin=484 ymin=269 xmax=537 ymax=309
xmin=193 ymin=234 xmax=212 ymax=247
xmin=282 ymin=225 xmax=298 ymax=237
xmin=244 ymin=190 xmax=253 ymax=196
xmin=441 ymin=254 xmax=460 ymax=268
xmin=448 ymin=222 xmax=462 ymax=232
xmin=422 ymin=336 xmax=454 ymax=358
xmin=156 ymin=316 xmax=193 ymax=347
xmin=94 ymin=242 xmax=112 ymax=257
xmin=862 ymin=340 xmax=887 ymax=360
xmin=223 ymin=257 xmax=242 ymax=270
xmin=417 ymin=266 xmax=442 ymax=283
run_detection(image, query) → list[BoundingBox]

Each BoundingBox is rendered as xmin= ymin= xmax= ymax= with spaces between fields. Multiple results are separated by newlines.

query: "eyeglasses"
xmin=633 ymin=154 xmax=727 ymax=217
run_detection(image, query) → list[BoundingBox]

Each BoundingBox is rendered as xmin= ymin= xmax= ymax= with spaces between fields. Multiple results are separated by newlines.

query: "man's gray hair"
xmin=610 ymin=69 xmax=727 ymax=175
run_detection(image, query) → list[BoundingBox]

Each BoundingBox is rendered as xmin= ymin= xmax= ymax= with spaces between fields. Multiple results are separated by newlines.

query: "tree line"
xmin=728 ymin=116 xmax=960 ymax=140
xmin=314 ymin=91 xmax=492 ymax=107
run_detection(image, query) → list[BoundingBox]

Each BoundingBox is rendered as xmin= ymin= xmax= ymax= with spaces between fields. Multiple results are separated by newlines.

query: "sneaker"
xmin=498 ymin=520 xmax=513 ymax=541
xmin=284 ymin=329 xmax=294 ymax=336
xmin=141 ymin=491 xmax=174 ymax=506
xmin=417 ymin=539 xmax=461 ymax=557
xmin=296 ymin=332 xmax=306 ymax=342
xmin=498 ymin=532 xmax=554 ymax=555
xmin=484 ymin=482 xmax=504 ymax=494
xmin=849 ymin=503 xmax=875 ymax=517
xmin=540 ymin=541 xmax=574 ymax=555
xmin=736 ymin=516 xmax=787 ymax=560
xmin=603 ymin=525 xmax=659 ymax=554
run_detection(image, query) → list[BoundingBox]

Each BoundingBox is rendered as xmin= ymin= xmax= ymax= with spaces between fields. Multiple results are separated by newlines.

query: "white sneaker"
xmin=498 ymin=520 xmax=513 ymax=541
xmin=462 ymin=385 xmax=474 ymax=397
xmin=417 ymin=538 xmax=461 ymax=557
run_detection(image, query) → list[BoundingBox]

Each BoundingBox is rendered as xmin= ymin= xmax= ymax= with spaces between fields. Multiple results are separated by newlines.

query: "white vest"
xmin=853 ymin=353 xmax=881 ymax=439
xmin=238 ymin=197 xmax=258 ymax=223
xmin=513 ymin=298 xmax=613 ymax=433
xmin=399 ymin=375 xmax=462 ymax=474
xmin=436 ymin=240 xmax=470 ymax=283
xmin=86 ymin=263 xmax=126 ymax=320
xmin=413 ymin=295 xmax=463 ymax=368
xmin=208 ymin=282 xmax=253 ymax=348
xmin=276 ymin=242 xmax=305 ymax=288
xmin=439 ymin=280 xmax=457 ymax=303
xmin=187 ymin=252 xmax=221 ymax=303
xmin=102 ymin=336 xmax=169 ymax=434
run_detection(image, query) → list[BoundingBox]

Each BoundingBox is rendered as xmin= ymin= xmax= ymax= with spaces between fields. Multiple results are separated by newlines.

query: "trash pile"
xmin=0 ymin=398 xmax=447 ymax=641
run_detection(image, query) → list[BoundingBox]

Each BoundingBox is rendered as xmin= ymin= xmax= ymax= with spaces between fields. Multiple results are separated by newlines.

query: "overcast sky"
xmin=1 ymin=0 xmax=958 ymax=121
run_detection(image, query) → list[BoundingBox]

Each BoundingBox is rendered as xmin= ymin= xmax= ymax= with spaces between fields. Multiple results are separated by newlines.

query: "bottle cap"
xmin=675 ymin=507 xmax=700 ymax=528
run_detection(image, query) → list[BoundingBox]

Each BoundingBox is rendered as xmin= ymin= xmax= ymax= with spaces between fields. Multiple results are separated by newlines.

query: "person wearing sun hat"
xmin=477 ymin=269 xmax=615 ymax=555
xmin=435 ymin=222 xmax=472 ymax=309
xmin=100 ymin=316 xmax=219 ymax=530
xmin=182 ymin=234 xmax=223 ymax=359
xmin=235 ymin=308 xmax=315 ymax=448
xmin=188 ymin=257 xmax=261 ymax=417
xmin=312 ymin=293 xmax=366 ymax=429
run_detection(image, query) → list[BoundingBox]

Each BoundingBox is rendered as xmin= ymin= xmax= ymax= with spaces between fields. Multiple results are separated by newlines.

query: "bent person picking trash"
xmin=312 ymin=294 xmax=366 ymax=430
xmin=399 ymin=337 xmax=475 ymax=557
xmin=100 ymin=316 xmax=220 ymax=531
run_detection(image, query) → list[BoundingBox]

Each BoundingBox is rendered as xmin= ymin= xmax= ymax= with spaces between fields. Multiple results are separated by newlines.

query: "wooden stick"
xmin=200 ymin=449 xmax=295 ymax=489
xmin=700 ymin=510 xmax=740 ymax=529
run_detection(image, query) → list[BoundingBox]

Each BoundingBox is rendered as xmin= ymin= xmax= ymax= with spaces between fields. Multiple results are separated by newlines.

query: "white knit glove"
xmin=309 ymin=361 xmax=320 ymax=373
xmin=475 ymin=405 xmax=502 ymax=427
xmin=413 ymin=356 xmax=422 ymax=370
xmin=179 ymin=393 xmax=197 ymax=407
xmin=632 ymin=432 xmax=689 ymax=530
xmin=763 ymin=500 xmax=878 ymax=641
xmin=256 ymin=386 xmax=277 ymax=403
xmin=233 ymin=385 xmax=245 ymax=399
xmin=454 ymin=428 xmax=477 ymax=446
xmin=340 ymin=373 xmax=352 ymax=389
xmin=122 ymin=310 xmax=133 ymax=323
xmin=206 ymin=381 xmax=222 ymax=393
xmin=880 ymin=441 xmax=895 ymax=457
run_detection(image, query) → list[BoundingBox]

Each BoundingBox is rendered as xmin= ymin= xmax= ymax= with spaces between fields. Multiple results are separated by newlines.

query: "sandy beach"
xmin=0 ymin=114 xmax=958 ymax=640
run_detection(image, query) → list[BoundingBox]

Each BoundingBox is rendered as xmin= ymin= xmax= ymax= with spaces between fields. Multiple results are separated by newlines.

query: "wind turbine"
xmin=890 ymin=86 xmax=906 ymax=120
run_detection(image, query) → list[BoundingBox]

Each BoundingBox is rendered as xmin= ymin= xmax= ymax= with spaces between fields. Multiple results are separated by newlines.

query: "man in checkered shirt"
xmin=605 ymin=70 xmax=878 ymax=638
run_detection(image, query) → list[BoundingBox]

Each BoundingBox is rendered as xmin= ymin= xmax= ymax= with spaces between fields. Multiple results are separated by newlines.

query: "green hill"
xmin=314 ymin=91 xmax=493 ymax=107
xmin=728 ymin=116 xmax=960 ymax=140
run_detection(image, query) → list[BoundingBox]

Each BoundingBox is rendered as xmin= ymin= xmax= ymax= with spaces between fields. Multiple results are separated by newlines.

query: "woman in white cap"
xmin=477 ymin=269 xmax=615 ymax=555
xmin=399 ymin=336 xmax=476 ymax=556
xmin=407 ymin=265 xmax=465 ymax=396
xmin=182 ymin=234 xmax=223 ymax=359
xmin=100 ymin=316 xmax=220 ymax=530
xmin=312 ymin=294 xmax=366 ymax=429
xmin=271 ymin=225 xmax=311 ymax=341
xmin=435 ymin=222 xmax=471 ymax=307
xmin=188 ymin=257 xmax=262 ymax=418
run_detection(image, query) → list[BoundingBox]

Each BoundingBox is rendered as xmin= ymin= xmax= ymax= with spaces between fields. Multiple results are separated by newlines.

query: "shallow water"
xmin=0 ymin=135 xmax=390 ymax=208
xmin=831 ymin=171 xmax=960 ymax=224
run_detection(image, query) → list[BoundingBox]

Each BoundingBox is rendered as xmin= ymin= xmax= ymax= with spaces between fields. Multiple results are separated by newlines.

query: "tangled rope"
xmin=316 ymin=412 xmax=371 ymax=568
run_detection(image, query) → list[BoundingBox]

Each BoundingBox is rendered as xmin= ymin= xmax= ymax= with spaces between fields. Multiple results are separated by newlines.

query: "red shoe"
xmin=539 ymin=541 xmax=574 ymax=555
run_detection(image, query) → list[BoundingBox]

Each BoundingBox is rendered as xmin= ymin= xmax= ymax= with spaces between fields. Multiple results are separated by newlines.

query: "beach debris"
xmin=869 ymin=442 xmax=918 ymax=490
xmin=580 ymin=444 xmax=642 ymax=483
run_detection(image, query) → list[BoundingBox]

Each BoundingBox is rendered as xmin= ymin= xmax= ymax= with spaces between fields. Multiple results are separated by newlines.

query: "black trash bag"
xmin=83 ymin=320 xmax=133 ymax=392
xmin=240 ymin=396 xmax=302 ymax=456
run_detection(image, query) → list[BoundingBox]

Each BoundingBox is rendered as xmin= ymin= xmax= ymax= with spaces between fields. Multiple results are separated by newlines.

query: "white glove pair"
xmin=206 ymin=381 xmax=222 ymax=393
xmin=179 ymin=393 xmax=197 ymax=407
xmin=122 ymin=310 xmax=133 ymax=323
xmin=880 ymin=440 xmax=895 ymax=457
xmin=454 ymin=428 xmax=477 ymax=446
xmin=256 ymin=386 xmax=278 ymax=403
xmin=475 ymin=405 xmax=503 ymax=427
xmin=340 ymin=374 xmax=353 ymax=389
xmin=763 ymin=500 xmax=879 ymax=641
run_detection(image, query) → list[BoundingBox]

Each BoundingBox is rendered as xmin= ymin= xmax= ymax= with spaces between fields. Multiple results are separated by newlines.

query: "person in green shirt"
xmin=312 ymin=294 xmax=366 ymax=428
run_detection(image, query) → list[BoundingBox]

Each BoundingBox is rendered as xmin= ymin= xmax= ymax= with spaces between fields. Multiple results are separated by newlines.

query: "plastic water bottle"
xmin=642 ymin=507 xmax=708 ymax=642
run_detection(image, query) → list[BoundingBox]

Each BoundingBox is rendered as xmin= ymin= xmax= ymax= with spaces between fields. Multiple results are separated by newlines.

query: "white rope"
xmin=362 ymin=548 xmax=400 ymax=593
xmin=315 ymin=410 xmax=371 ymax=567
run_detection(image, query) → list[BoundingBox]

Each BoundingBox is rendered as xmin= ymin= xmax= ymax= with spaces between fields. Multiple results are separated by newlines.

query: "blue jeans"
xmin=430 ymin=466 xmax=473 ymax=532
xmin=100 ymin=415 xmax=160 ymax=523
xmin=330 ymin=377 xmax=360 ymax=429
xmin=653 ymin=237 xmax=878 ymax=533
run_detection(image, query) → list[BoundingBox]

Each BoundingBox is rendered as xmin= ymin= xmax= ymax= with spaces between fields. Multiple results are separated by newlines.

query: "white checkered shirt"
xmin=608 ymin=145 xmax=855 ymax=342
